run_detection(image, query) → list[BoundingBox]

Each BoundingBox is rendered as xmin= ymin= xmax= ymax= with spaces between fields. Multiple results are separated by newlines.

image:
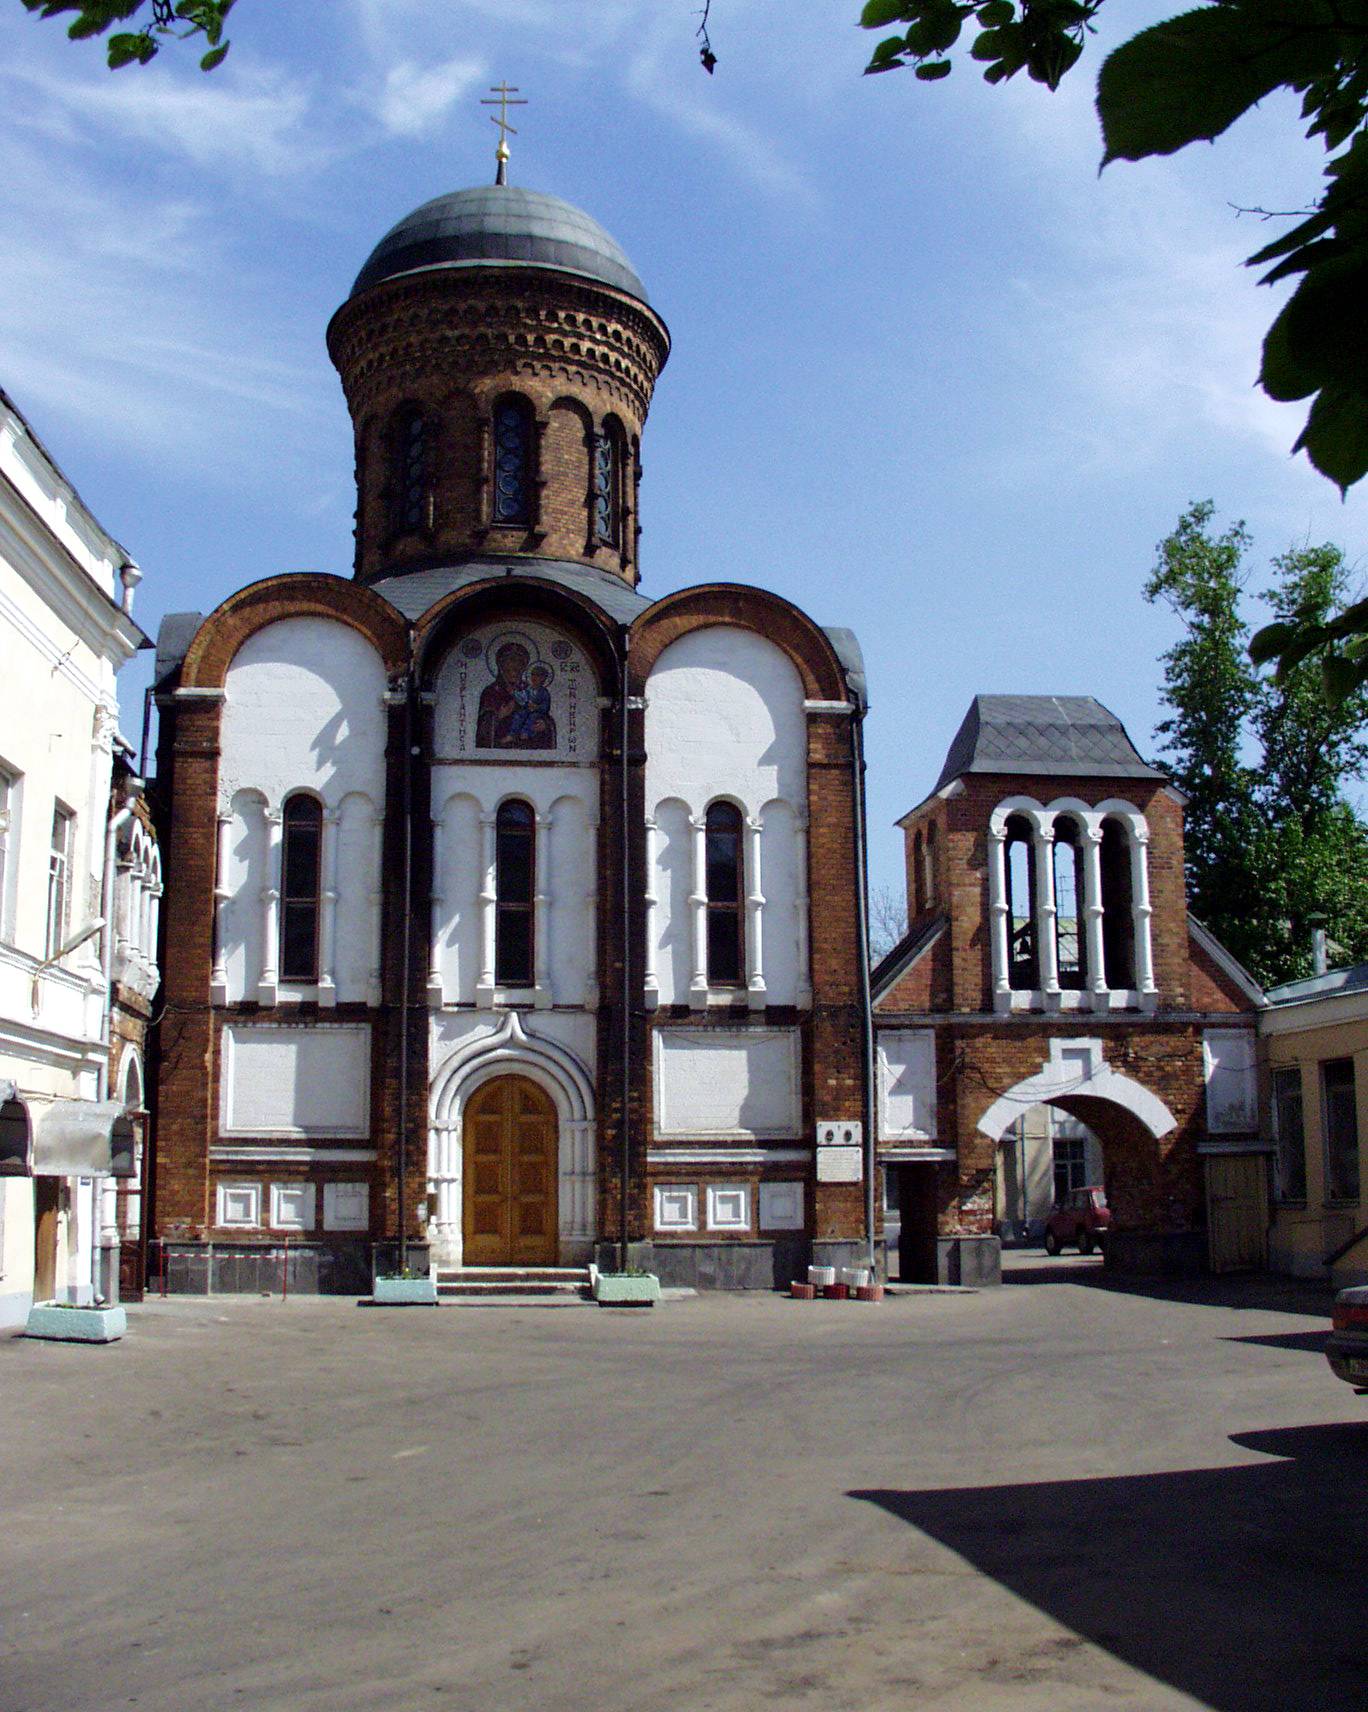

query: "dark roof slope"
xmin=351 ymin=185 xmax=649 ymax=304
xmin=933 ymin=694 xmax=1164 ymax=794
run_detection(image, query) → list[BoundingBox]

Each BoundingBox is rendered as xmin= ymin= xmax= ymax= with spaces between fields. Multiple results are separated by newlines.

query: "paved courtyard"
xmin=2 ymin=1259 xmax=1364 ymax=1712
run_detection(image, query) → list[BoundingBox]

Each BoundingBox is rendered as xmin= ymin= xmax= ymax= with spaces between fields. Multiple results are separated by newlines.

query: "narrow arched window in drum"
xmin=389 ymin=404 xmax=432 ymax=535
xmin=491 ymin=395 xmax=534 ymax=526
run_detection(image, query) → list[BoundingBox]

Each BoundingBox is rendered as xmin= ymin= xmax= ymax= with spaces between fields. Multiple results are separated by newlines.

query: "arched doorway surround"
xmin=428 ymin=1011 xmax=596 ymax=1268
xmin=976 ymin=1037 xmax=1177 ymax=1146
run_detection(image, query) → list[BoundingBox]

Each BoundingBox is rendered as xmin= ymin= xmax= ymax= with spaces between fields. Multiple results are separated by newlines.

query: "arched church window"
xmin=495 ymin=799 xmax=535 ymax=986
xmin=1005 ymin=814 xmax=1037 ymax=991
xmin=389 ymin=404 xmax=433 ymax=536
xmin=491 ymin=395 xmax=534 ymax=526
xmin=280 ymin=794 xmax=322 ymax=983
xmin=1100 ymin=819 xmax=1135 ymax=989
xmin=705 ymin=801 xmax=744 ymax=987
xmin=1052 ymin=817 xmax=1085 ymax=989
xmin=594 ymin=418 xmax=623 ymax=547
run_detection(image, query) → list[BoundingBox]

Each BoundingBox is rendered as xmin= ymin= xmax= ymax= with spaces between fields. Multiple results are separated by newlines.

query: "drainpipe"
xmin=618 ymin=625 xmax=632 ymax=1274
xmin=397 ymin=649 xmax=416 ymax=1277
xmin=851 ymin=704 xmax=877 ymax=1274
xmin=98 ymin=786 xmax=138 ymax=1303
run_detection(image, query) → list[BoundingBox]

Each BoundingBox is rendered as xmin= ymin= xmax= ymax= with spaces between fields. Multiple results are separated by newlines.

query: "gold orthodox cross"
xmin=481 ymin=82 xmax=527 ymax=182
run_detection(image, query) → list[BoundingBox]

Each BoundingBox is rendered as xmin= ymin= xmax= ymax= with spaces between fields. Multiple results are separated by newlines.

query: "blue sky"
xmin=2 ymin=0 xmax=1364 ymax=905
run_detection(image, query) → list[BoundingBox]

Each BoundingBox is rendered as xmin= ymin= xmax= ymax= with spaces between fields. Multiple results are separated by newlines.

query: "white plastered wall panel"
xmin=651 ymin=796 xmax=692 ymax=1006
xmin=758 ymin=798 xmax=800 ymax=1006
xmin=877 ymin=1029 xmax=938 ymax=1141
xmin=644 ymin=626 xmax=809 ymax=1002
xmin=654 ymin=1027 xmax=802 ymax=1139
xmin=218 ymin=617 xmax=387 ymax=1002
xmin=335 ymin=791 xmax=380 ymax=1003
xmin=428 ymin=766 xmax=597 ymax=1007
xmin=435 ymin=791 xmax=482 ymax=1006
xmin=220 ymin=1023 xmax=371 ymax=1138
xmin=547 ymin=792 xmax=593 ymax=1006
xmin=221 ymin=790 xmax=267 ymax=1004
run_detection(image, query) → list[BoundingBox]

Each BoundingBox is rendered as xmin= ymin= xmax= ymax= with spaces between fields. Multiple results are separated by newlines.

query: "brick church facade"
xmin=148 ymin=181 xmax=875 ymax=1292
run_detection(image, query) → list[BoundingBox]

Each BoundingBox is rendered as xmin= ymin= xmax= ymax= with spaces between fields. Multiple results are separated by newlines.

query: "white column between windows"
xmin=987 ymin=825 xmax=1011 ymax=1013
xmin=794 ymin=812 xmax=812 ymax=1008
xmin=745 ymin=814 xmax=766 ymax=1009
xmin=1032 ymin=814 xmax=1060 ymax=1002
xmin=533 ymin=808 xmax=552 ymax=1007
xmin=318 ymin=807 xmax=340 ymax=1007
xmin=1081 ymin=823 xmax=1108 ymax=1007
xmin=258 ymin=809 xmax=281 ymax=1004
xmin=643 ymin=815 xmax=659 ymax=1008
xmin=211 ymin=814 xmax=232 ymax=1003
xmin=1130 ymin=825 xmax=1157 ymax=1007
xmin=689 ymin=813 xmax=708 ymax=1007
xmin=427 ymin=815 xmax=445 ymax=1006
xmin=477 ymin=810 xmax=497 ymax=1005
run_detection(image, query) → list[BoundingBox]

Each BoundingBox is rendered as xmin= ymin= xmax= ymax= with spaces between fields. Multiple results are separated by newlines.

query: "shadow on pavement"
xmin=1003 ymin=1254 xmax=1335 ymax=1319
xmin=1224 ymin=1329 xmax=1330 ymax=1354
xmin=852 ymin=1422 xmax=1368 ymax=1712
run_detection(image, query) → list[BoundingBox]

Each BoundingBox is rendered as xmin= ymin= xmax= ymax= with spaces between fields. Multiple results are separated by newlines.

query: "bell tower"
xmin=326 ymin=175 xmax=670 ymax=589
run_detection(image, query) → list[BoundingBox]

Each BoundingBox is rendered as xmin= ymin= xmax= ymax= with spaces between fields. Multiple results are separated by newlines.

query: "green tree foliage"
xmin=1145 ymin=502 xmax=1368 ymax=984
xmin=861 ymin=1 xmax=1368 ymax=697
xmin=21 ymin=0 xmax=233 ymax=70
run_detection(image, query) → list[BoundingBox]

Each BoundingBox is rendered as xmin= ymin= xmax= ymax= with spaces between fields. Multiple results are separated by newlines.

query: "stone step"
xmin=435 ymin=1266 xmax=592 ymax=1299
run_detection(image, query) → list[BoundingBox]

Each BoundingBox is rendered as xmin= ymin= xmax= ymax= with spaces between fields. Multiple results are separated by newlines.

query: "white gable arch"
xmin=976 ymin=1037 xmax=1177 ymax=1143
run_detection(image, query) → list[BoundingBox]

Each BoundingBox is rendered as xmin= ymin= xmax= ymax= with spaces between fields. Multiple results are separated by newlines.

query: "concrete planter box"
xmin=25 ymin=1302 xmax=126 ymax=1343
xmin=371 ymin=1276 xmax=438 ymax=1306
xmin=594 ymin=1272 xmax=661 ymax=1307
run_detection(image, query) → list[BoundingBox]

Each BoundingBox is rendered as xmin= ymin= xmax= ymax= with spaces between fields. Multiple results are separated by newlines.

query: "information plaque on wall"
xmin=815 ymin=1121 xmax=863 ymax=1183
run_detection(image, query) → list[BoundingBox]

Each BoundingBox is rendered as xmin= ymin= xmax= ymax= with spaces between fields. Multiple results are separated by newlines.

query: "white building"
xmin=0 ymin=388 xmax=151 ymax=1328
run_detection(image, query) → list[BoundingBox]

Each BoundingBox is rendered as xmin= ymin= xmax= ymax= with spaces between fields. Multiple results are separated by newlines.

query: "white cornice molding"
xmin=0 ymin=496 xmax=145 ymax=666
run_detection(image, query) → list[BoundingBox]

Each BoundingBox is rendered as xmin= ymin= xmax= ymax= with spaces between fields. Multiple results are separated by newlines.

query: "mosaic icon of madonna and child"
xmin=474 ymin=633 xmax=558 ymax=750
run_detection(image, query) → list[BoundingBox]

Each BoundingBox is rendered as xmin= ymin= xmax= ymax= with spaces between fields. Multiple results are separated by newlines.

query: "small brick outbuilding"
xmin=874 ymin=695 xmax=1266 ymax=1283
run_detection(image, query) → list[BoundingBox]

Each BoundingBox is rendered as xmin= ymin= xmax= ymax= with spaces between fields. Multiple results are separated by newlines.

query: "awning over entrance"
xmin=0 ymin=1097 xmax=136 ymax=1178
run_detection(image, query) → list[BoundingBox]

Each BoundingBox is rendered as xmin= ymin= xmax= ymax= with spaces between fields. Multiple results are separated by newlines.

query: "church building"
xmin=148 ymin=165 xmax=875 ymax=1292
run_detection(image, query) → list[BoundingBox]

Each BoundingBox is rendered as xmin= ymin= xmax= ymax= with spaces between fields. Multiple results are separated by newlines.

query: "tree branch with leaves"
xmin=861 ymin=1 xmax=1368 ymax=698
xmin=22 ymin=0 xmax=234 ymax=70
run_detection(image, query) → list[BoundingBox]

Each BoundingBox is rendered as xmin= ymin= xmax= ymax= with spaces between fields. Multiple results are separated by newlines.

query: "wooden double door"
xmin=462 ymin=1075 xmax=559 ymax=1266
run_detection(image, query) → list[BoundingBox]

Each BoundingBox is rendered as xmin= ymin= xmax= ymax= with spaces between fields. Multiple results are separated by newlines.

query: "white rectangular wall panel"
xmin=221 ymin=1024 xmax=371 ymax=1139
xmin=758 ymin=1181 xmax=805 ymax=1231
xmin=654 ymin=1028 xmax=801 ymax=1139
xmin=877 ymin=1029 xmax=937 ymax=1141
xmin=653 ymin=1184 xmax=698 ymax=1233
xmin=706 ymin=1184 xmax=751 ymax=1232
xmin=1204 ymin=1029 xmax=1257 ymax=1134
xmin=323 ymin=1181 xmax=370 ymax=1232
xmin=216 ymin=1182 xmax=261 ymax=1228
xmin=269 ymin=1182 xmax=316 ymax=1231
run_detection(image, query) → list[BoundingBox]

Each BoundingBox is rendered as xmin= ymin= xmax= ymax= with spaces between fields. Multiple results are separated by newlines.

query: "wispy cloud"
xmin=373 ymin=56 xmax=485 ymax=138
xmin=4 ymin=59 xmax=332 ymax=177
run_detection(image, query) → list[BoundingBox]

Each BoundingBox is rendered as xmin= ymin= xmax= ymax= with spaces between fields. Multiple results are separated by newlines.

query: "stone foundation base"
xmin=597 ymin=1238 xmax=885 ymax=1291
xmin=936 ymin=1235 xmax=1002 ymax=1287
xmin=150 ymin=1240 xmax=430 ymax=1296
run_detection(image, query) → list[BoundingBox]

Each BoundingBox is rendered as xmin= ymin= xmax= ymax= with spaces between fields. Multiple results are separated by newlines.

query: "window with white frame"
xmin=45 ymin=803 xmax=74 ymax=958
